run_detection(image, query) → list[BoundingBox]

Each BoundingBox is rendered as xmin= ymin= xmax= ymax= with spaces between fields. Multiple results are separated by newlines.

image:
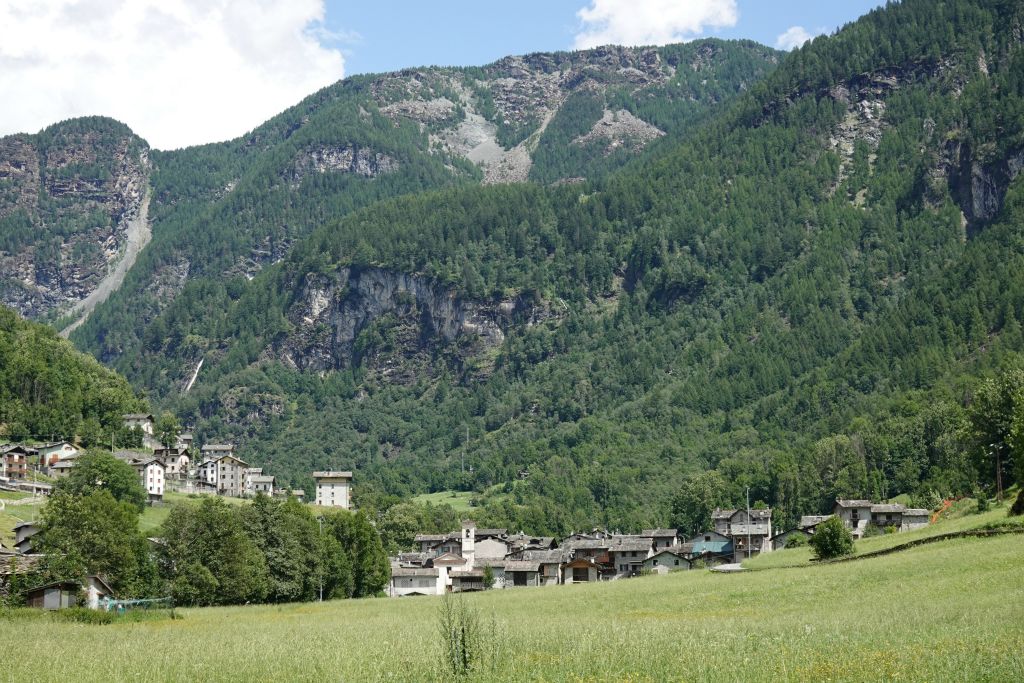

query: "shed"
xmin=25 ymin=575 xmax=114 ymax=610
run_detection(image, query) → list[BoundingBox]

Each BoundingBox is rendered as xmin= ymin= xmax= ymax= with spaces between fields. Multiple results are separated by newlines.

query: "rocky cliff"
xmin=0 ymin=118 xmax=149 ymax=320
xmin=275 ymin=266 xmax=551 ymax=381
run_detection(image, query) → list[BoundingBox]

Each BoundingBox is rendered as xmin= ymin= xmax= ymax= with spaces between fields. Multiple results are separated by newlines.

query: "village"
xmin=387 ymin=500 xmax=930 ymax=596
xmin=1 ymin=413 xmax=932 ymax=608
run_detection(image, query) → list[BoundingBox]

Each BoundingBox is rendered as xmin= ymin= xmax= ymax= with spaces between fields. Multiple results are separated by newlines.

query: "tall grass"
xmin=0 ymin=532 xmax=1021 ymax=681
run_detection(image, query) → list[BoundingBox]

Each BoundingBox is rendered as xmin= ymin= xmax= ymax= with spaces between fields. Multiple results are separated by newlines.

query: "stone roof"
xmin=475 ymin=528 xmax=508 ymax=538
xmin=712 ymin=509 xmax=736 ymax=520
xmin=566 ymin=538 xmax=611 ymax=550
xmin=391 ymin=567 xmax=438 ymax=578
xmin=870 ymin=504 xmax=906 ymax=513
xmin=414 ymin=533 xmax=452 ymax=543
xmin=431 ymin=552 xmax=467 ymax=566
xmin=798 ymin=515 xmax=832 ymax=528
xmin=640 ymin=529 xmax=678 ymax=538
xmin=313 ymin=471 xmax=353 ymax=479
xmin=835 ymin=499 xmax=874 ymax=508
xmin=903 ymin=508 xmax=930 ymax=516
xmin=201 ymin=444 xmax=235 ymax=452
xmin=517 ymin=549 xmax=569 ymax=563
xmin=648 ymin=548 xmax=690 ymax=561
xmin=123 ymin=413 xmax=154 ymax=420
xmin=503 ymin=560 xmax=541 ymax=572
xmin=608 ymin=536 xmax=654 ymax=553
xmin=251 ymin=475 xmax=275 ymax=484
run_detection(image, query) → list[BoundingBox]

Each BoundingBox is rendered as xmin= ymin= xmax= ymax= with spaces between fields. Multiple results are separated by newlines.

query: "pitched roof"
xmin=608 ymin=536 xmax=654 ymax=553
xmin=431 ymin=552 xmax=467 ymax=566
xmin=251 ymin=475 xmax=275 ymax=484
xmin=640 ymin=528 xmax=679 ymax=538
xmin=712 ymin=509 xmax=737 ymax=520
xmin=902 ymin=508 xmax=930 ymax=516
xmin=517 ymin=549 xmax=569 ymax=563
xmin=474 ymin=528 xmax=508 ymax=538
xmin=503 ymin=560 xmax=541 ymax=572
xmin=798 ymin=515 xmax=832 ymax=528
xmin=201 ymin=444 xmax=234 ymax=451
xmin=647 ymin=549 xmax=691 ymax=562
xmin=414 ymin=533 xmax=451 ymax=543
xmin=835 ymin=499 xmax=874 ymax=508
xmin=313 ymin=471 xmax=352 ymax=479
xmin=122 ymin=413 xmax=154 ymax=420
xmin=391 ymin=567 xmax=438 ymax=578
xmin=870 ymin=504 xmax=906 ymax=513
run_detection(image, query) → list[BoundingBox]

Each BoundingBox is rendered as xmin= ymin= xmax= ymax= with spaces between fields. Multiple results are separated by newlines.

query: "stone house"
xmin=833 ymin=500 xmax=931 ymax=537
xmin=13 ymin=521 xmax=40 ymax=554
xmin=643 ymin=549 xmax=692 ymax=574
xmin=154 ymin=447 xmax=190 ymax=479
xmin=608 ymin=536 xmax=655 ymax=577
xmin=197 ymin=454 xmax=249 ymax=497
xmin=711 ymin=508 xmax=774 ymax=562
xmin=641 ymin=528 xmax=680 ymax=550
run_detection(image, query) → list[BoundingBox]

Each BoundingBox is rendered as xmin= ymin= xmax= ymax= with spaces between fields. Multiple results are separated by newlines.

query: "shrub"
xmin=1010 ymin=489 xmax=1024 ymax=517
xmin=808 ymin=517 xmax=855 ymax=560
xmin=784 ymin=533 xmax=808 ymax=548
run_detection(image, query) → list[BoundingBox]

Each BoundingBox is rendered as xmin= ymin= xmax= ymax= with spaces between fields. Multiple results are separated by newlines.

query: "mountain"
xmin=160 ymin=0 xmax=1020 ymax=531
xmin=5 ymin=0 xmax=1024 ymax=534
xmin=0 ymin=117 xmax=149 ymax=324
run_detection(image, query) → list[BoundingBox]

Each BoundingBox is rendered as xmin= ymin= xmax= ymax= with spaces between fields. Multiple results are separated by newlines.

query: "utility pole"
xmin=992 ymin=443 xmax=1004 ymax=501
xmin=461 ymin=425 xmax=468 ymax=475
xmin=318 ymin=516 xmax=324 ymax=602
xmin=746 ymin=486 xmax=752 ymax=561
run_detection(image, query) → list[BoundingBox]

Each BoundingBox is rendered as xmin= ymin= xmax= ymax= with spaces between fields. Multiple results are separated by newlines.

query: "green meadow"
xmin=3 ymin=521 xmax=1022 ymax=681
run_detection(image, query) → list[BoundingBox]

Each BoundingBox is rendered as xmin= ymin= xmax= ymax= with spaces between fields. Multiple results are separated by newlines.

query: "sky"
xmin=0 ymin=1 xmax=884 ymax=150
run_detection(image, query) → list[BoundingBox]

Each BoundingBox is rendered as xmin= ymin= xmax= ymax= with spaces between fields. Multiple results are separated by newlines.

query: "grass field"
xmin=412 ymin=489 xmax=478 ymax=511
xmin=3 ymin=521 xmax=1022 ymax=681
xmin=744 ymin=496 xmax=1022 ymax=570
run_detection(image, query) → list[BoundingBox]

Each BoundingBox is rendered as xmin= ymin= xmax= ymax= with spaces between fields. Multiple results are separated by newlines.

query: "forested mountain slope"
xmin=124 ymin=0 xmax=1024 ymax=534
xmin=0 ymin=305 xmax=145 ymax=446
xmin=54 ymin=40 xmax=773 ymax=382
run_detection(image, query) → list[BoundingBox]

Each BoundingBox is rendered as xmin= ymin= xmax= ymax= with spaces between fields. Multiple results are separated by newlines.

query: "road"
xmin=60 ymin=188 xmax=152 ymax=338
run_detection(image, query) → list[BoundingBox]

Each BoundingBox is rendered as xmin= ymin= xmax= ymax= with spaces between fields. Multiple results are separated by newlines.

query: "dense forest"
xmin=0 ymin=305 xmax=145 ymax=445
xmin=5 ymin=0 xmax=1020 ymax=539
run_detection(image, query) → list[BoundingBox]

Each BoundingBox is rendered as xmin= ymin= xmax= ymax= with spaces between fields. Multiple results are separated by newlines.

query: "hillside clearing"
xmin=3 ymin=532 xmax=1022 ymax=681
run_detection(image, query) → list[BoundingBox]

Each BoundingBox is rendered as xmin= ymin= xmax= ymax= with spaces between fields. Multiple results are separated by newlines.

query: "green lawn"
xmin=2 ymin=531 xmax=1022 ymax=681
xmin=412 ymin=489 xmax=478 ymax=512
xmin=744 ymin=496 xmax=1020 ymax=570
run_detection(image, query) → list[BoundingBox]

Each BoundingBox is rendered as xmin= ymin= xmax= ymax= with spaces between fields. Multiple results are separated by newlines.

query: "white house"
xmin=38 ymin=441 xmax=78 ymax=468
xmin=132 ymin=458 xmax=165 ymax=502
xmin=313 ymin=471 xmax=352 ymax=508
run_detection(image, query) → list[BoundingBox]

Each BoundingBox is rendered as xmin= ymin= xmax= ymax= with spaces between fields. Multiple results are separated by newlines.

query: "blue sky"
xmin=328 ymin=1 xmax=885 ymax=75
xmin=0 ymin=1 xmax=885 ymax=149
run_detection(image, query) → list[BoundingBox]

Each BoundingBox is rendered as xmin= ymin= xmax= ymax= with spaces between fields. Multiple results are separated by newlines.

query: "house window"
xmin=674 ymin=560 xmax=679 ymax=566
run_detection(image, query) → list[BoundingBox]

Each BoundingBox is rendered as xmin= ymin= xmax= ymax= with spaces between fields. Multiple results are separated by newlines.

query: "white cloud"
xmin=0 ymin=0 xmax=346 ymax=149
xmin=573 ymin=0 xmax=738 ymax=50
xmin=775 ymin=25 xmax=815 ymax=51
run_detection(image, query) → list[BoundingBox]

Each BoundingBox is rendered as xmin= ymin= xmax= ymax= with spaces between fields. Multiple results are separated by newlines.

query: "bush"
xmin=783 ymin=533 xmax=808 ymax=548
xmin=808 ymin=517 xmax=855 ymax=560
xmin=1010 ymin=489 xmax=1024 ymax=517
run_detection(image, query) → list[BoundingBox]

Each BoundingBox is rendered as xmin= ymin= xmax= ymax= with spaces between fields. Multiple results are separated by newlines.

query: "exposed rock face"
xmin=372 ymin=43 xmax=750 ymax=184
xmin=947 ymin=143 xmax=1024 ymax=229
xmin=573 ymin=109 xmax=665 ymax=154
xmin=287 ymin=145 xmax=397 ymax=188
xmin=275 ymin=266 xmax=545 ymax=378
xmin=0 ymin=124 xmax=149 ymax=319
